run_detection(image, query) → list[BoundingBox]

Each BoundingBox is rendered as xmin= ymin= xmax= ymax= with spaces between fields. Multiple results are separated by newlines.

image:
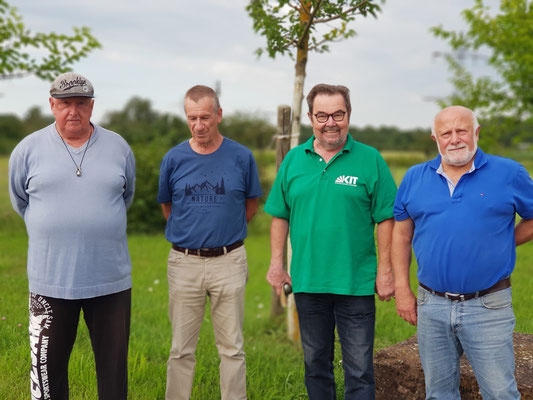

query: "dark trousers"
xmin=28 ymin=289 xmax=131 ymax=400
xmin=294 ymin=293 xmax=376 ymax=400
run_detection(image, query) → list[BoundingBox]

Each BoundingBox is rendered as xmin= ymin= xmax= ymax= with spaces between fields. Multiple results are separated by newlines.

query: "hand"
xmin=394 ymin=287 xmax=417 ymax=325
xmin=266 ymin=263 xmax=291 ymax=296
xmin=375 ymin=266 xmax=394 ymax=302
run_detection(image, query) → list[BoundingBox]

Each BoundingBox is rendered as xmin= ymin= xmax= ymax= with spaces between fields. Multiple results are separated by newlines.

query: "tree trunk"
xmin=289 ymin=4 xmax=311 ymax=149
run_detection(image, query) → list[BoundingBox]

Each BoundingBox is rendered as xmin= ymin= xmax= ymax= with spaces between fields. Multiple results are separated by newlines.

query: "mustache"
xmin=322 ymin=127 xmax=340 ymax=133
xmin=446 ymin=144 xmax=467 ymax=151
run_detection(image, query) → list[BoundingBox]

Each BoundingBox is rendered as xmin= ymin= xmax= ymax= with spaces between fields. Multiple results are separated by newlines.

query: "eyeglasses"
xmin=314 ymin=110 xmax=346 ymax=123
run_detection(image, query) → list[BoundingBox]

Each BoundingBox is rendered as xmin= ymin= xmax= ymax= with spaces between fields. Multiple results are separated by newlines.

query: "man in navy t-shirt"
xmin=158 ymin=85 xmax=262 ymax=400
xmin=392 ymin=105 xmax=533 ymax=399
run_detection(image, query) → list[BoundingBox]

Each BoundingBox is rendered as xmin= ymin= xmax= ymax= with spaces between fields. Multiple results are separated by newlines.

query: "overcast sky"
xmin=1 ymin=0 xmax=499 ymax=130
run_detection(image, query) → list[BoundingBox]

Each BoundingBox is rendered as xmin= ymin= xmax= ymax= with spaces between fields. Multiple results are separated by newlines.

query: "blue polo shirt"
xmin=394 ymin=149 xmax=533 ymax=293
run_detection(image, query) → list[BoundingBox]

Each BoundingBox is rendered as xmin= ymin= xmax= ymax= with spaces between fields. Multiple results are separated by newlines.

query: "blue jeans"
xmin=294 ymin=293 xmax=376 ymax=400
xmin=417 ymin=286 xmax=520 ymax=400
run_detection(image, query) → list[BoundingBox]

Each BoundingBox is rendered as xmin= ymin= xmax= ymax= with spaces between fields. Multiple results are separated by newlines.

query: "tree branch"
xmin=296 ymin=0 xmax=313 ymax=16
xmin=296 ymin=0 xmax=323 ymax=49
xmin=0 ymin=72 xmax=32 ymax=80
xmin=289 ymin=1 xmax=304 ymax=14
xmin=281 ymin=37 xmax=299 ymax=51
xmin=314 ymin=0 xmax=369 ymax=24
xmin=308 ymin=35 xmax=347 ymax=51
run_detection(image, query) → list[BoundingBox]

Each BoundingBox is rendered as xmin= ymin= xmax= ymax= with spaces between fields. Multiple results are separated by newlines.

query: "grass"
xmin=1 ymin=155 xmax=532 ymax=399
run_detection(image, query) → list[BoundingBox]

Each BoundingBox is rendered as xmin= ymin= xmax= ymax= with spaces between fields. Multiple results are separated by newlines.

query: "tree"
xmin=100 ymin=97 xmax=191 ymax=233
xmin=22 ymin=106 xmax=54 ymax=134
xmin=0 ymin=0 xmax=101 ymax=80
xmin=247 ymin=0 xmax=383 ymax=148
xmin=101 ymin=96 xmax=189 ymax=145
xmin=431 ymin=0 xmax=533 ymax=149
xmin=220 ymin=112 xmax=276 ymax=149
xmin=0 ymin=113 xmax=23 ymax=153
xmin=0 ymin=106 xmax=54 ymax=154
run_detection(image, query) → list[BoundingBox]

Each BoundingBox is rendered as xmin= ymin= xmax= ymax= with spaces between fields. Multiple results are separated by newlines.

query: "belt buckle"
xmin=200 ymin=248 xmax=212 ymax=257
xmin=445 ymin=292 xmax=465 ymax=301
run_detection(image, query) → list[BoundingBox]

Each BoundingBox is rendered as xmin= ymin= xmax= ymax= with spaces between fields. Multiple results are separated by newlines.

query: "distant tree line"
xmin=0 ymin=107 xmax=54 ymax=154
xmin=299 ymin=125 xmax=436 ymax=155
xmin=2 ymin=96 xmax=530 ymax=232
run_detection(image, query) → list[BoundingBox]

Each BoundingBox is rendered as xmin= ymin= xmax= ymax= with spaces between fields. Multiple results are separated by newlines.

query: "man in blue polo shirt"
xmin=392 ymin=105 xmax=533 ymax=399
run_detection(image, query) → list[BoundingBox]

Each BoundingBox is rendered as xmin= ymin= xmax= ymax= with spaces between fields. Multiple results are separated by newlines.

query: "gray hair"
xmin=184 ymin=85 xmax=221 ymax=113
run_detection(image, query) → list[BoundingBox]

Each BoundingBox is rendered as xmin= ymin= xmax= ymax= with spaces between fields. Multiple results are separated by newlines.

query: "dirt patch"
xmin=375 ymin=333 xmax=533 ymax=399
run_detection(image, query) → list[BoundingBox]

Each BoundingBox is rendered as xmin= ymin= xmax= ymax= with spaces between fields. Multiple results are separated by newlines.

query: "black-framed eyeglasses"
xmin=314 ymin=110 xmax=346 ymax=123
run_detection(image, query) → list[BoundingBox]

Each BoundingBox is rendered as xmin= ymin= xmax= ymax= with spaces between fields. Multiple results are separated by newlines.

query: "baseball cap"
xmin=50 ymin=72 xmax=94 ymax=98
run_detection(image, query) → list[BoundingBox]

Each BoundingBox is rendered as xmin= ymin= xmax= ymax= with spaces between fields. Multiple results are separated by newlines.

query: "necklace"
xmin=58 ymin=131 xmax=92 ymax=177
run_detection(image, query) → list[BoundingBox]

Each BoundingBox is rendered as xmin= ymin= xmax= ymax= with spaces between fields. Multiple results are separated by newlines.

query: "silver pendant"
xmin=76 ymin=168 xmax=82 ymax=177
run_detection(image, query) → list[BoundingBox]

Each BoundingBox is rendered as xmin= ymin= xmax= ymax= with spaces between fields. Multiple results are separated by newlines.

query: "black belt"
xmin=171 ymin=240 xmax=244 ymax=258
xmin=419 ymin=277 xmax=511 ymax=302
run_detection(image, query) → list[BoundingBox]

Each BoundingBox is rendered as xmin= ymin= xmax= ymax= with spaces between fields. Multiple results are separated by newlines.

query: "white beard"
xmin=437 ymin=140 xmax=478 ymax=166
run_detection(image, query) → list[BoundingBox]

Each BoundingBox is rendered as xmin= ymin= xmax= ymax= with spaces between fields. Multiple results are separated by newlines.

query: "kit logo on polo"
xmin=335 ymin=175 xmax=358 ymax=187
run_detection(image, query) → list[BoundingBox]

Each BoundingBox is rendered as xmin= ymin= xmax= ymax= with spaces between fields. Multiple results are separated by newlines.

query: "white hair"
xmin=431 ymin=106 xmax=479 ymax=137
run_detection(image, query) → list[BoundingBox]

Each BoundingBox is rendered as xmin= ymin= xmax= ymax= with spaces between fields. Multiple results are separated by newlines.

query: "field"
xmin=1 ymin=155 xmax=532 ymax=399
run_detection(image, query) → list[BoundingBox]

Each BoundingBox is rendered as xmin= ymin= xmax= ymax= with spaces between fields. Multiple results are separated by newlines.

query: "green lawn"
xmin=1 ymin=156 xmax=532 ymax=399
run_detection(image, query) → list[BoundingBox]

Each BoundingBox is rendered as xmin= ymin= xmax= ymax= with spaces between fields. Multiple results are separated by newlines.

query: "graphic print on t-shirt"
xmin=184 ymin=175 xmax=226 ymax=211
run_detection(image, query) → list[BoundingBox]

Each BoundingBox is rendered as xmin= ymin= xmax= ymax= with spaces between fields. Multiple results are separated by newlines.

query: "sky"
xmin=1 ymin=0 xmax=499 ymax=130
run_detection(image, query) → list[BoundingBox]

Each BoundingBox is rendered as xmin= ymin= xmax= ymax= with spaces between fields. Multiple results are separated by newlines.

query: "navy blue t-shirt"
xmin=158 ymin=138 xmax=262 ymax=248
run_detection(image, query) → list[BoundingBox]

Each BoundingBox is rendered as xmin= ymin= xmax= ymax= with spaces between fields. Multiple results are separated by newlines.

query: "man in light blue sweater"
xmin=9 ymin=72 xmax=135 ymax=400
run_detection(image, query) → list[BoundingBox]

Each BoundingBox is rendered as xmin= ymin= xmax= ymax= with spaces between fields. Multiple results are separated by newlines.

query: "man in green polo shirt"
xmin=265 ymin=83 xmax=397 ymax=400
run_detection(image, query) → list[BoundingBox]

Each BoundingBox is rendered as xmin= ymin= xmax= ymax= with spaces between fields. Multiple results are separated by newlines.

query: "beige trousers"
xmin=165 ymin=245 xmax=248 ymax=400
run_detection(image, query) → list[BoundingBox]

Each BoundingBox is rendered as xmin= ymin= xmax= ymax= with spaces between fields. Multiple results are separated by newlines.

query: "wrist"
xmin=395 ymin=284 xmax=413 ymax=293
xmin=269 ymin=261 xmax=284 ymax=270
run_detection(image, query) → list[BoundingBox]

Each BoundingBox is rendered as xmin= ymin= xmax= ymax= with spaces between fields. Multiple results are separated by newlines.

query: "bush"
xmin=127 ymin=139 xmax=171 ymax=233
xmin=0 ymin=114 xmax=24 ymax=155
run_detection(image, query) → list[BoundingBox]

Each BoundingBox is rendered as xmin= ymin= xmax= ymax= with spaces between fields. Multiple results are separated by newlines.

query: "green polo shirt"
xmin=265 ymin=135 xmax=397 ymax=295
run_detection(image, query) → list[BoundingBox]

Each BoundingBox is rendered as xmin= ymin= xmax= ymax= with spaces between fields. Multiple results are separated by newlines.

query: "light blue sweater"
xmin=9 ymin=123 xmax=135 ymax=299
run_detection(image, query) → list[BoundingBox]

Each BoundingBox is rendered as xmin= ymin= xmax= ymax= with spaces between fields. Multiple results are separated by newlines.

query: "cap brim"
xmin=51 ymin=93 xmax=94 ymax=99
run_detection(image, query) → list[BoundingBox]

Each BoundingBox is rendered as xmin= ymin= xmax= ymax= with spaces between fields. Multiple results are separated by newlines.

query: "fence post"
xmin=271 ymin=105 xmax=291 ymax=317
xmin=272 ymin=105 xmax=300 ymax=344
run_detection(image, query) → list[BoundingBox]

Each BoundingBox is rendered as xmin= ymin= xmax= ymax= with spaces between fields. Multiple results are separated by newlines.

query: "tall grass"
xmin=1 ymin=156 xmax=532 ymax=399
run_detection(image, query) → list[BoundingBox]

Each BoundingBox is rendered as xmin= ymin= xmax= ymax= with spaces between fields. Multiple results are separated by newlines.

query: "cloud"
xmin=5 ymin=0 xmax=502 ymax=129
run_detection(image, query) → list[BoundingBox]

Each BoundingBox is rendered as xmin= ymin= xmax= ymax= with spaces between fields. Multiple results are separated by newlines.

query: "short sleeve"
xmin=394 ymin=168 xmax=413 ymax=222
xmin=512 ymin=164 xmax=533 ymax=220
xmin=264 ymin=157 xmax=291 ymax=220
xmin=245 ymin=152 xmax=263 ymax=199
xmin=370 ymin=154 xmax=397 ymax=223
xmin=157 ymin=154 xmax=172 ymax=204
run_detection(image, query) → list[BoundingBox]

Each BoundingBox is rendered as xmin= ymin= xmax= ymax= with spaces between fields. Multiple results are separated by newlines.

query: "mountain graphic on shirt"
xmin=185 ymin=178 xmax=225 ymax=195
